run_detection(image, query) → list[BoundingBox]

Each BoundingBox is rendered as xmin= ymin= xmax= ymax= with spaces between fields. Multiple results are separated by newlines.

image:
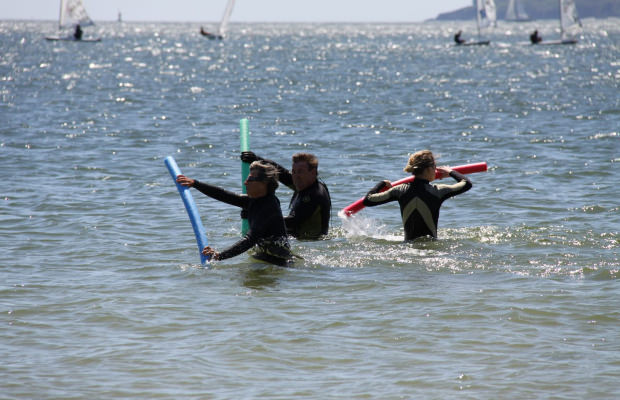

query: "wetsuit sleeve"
xmin=217 ymin=235 xmax=256 ymax=260
xmin=362 ymin=181 xmax=402 ymax=207
xmin=256 ymin=156 xmax=294 ymax=190
xmin=192 ymin=180 xmax=249 ymax=209
xmin=435 ymin=171 xmax=472 ymax=200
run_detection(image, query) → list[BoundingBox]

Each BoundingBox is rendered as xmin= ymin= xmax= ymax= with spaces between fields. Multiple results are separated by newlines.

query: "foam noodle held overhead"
xmin=341 ymin=162 xmax=487 ymax=217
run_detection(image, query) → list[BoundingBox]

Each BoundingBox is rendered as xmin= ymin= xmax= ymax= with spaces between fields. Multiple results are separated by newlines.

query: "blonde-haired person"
xmin=362 ymin=150 xmax=472 ymax=241
xmin=176 ymin=161 xmax=292 ymax=266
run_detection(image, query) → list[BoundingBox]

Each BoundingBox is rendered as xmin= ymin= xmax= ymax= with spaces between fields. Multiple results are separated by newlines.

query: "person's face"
xmin=291 ymin=161 xmax=317 ymax=191
xmin=244 ymin=171 xmax=268 ymax=198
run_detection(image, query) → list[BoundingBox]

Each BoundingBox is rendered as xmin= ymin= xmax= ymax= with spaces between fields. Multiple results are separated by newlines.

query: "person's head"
xmin=291 ymin=152 xmax=318 ymax=191
xmin=404 ymin=150 xmax=436 ymax=180
xmin=245 ymin=161 xmax=279 ymax=198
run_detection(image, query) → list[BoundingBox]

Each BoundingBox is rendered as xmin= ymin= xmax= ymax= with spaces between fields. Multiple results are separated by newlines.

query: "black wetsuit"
xmin=362 ymin=171 xmax=472 ymax=241
xmin=255 ymin=157 xmax=331 ymax=239
xmin=74 ymin=25 xmax=83 ymax=40
xmin=530 ymin=31 xmax=542 ymax=44
xmin=454 ymin=32 xmax=465 ymax=45
xmin=193 ymin=180 xmax=292 ymax=265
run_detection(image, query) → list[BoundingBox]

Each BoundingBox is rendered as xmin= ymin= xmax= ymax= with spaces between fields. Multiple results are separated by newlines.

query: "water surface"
xmin=1 ymin=19 xmax=619 ymax=399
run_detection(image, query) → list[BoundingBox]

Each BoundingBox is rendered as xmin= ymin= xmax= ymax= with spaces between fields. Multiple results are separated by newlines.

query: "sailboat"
xmin=533 ymin=0 xmax=581 ymax=45
xmin=505 ymin=0 xmax=529 ymax=21
xmin=45 ymin=0 xmax=101 ymax=42
xmin=558 ymin=0 xmax=581 ymax=43
xmin=200 ymin=0 xmax=236 ymax=40
xmin=455 ymin=0 xmax=497 ymax=46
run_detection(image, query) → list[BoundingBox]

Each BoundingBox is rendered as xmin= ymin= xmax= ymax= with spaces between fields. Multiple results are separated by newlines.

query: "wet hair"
xmin=250 ymin=161 xmax=279 ymax=193
xmin=403 ymin=150 xmax=436 ymax=176
xmin=292 ymin=153 xmax=318 ymax=170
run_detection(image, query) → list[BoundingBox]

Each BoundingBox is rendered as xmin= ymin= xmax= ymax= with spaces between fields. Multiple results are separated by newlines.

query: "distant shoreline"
xmin=2 ymin=16 xmax=620 ymax=24
xmin=435 ymin=0 xmax=620 ymax=21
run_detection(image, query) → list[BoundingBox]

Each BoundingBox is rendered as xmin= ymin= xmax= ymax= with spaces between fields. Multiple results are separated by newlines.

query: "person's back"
xmin=74 ymin=24 xmax=83 ymax=40
xmin=362 ymin=150 xmax=472 ymax=241
xmin=384 ymin=177 xmax=470 ymax=240
xmin=454 ymin=30 xmax=465 ymax=45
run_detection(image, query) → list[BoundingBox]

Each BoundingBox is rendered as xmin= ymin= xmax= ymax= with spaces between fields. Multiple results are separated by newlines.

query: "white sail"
xmin=505 ymin=0 xmax=529 ymax=21
xmin=476 ymin=0 xmax=497 ymax=35
xmin=559 ymin=0 xmax=581 ymax=41
xmin=217 ymin=0 xmax=236 ymax=37
xmin=59 ymin=0 xmax=94 ymax=29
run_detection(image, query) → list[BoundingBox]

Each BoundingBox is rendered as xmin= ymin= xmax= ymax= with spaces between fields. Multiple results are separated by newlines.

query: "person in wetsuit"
xmin=176 ymin=161 xmax=292 ymax=266
xmin=362 ymin=150 xmax=472 ymax=241
xmin=200 ymin=26 xmax=222 ymax=40
xmin=241 ymin=151 xmax=331 ymax=239
xmin=74 ymin=24 xmax=83 ymax=41
xmin=454 ymin=30 xmax=465 ymax=45
xmin=530 ymin=30 xmax=542 ymax=44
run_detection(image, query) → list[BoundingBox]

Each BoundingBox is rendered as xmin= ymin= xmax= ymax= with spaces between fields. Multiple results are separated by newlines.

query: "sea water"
xmin=1 ymin=19 xmax=619 ymax=399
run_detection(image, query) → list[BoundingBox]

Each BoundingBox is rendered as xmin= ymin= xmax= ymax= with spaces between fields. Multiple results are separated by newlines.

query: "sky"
xmin=3 ymin=0 xmax=473 ymax=23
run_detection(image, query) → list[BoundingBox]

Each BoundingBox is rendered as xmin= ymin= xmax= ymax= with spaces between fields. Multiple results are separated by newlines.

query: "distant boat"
xmin=200 ymin=0 xmax=235 ymax=40
xmin=505 ymin=0 xmax=529 ymax=21
xmin=45 ymin=0 xmax=101 ymax=42
xmin=533 ymin=0 xmax=582 ymax=45
xmin=455 ymin=0 xmax=497 ymax=46
xmin=558 ymin=0 xmax=582 ymax=43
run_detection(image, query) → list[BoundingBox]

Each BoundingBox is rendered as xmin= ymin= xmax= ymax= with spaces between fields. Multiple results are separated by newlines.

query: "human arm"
xmin=215 ymin=194 xmax=288 ymax=260
xmin=176 ymin=175 xmax=249 ymax=209
xmin=206 ymin=235 xmax=256 ymax=261
xmin=240 ymin=151 xmax=294 ymax=189
xmin=214 ymin=206 xmax=283 ymax=260
xmin=362 ymin=180 xmax=398 ymax=207
xmin=435 ymin=170 xmax=472 ymax=200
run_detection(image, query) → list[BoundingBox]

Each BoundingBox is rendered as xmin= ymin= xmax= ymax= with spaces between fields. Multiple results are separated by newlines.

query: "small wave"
xmin=588 ymin=132 xmax=618 ymax=140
